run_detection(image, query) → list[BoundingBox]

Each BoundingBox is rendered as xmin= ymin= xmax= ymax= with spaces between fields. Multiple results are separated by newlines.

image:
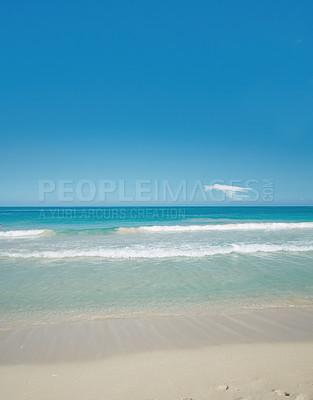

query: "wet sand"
xmin=1 ymin=307 xmax=313 ymax=399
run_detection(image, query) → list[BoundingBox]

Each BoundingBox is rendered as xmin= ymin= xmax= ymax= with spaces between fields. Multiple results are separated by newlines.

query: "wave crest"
xmin=0 ymin=229 xmax=53 ymax=238
xmin=117 ymin=222 xmax=313 ymax=234
xmin=1 ymin=243 xmax=313 ymax=259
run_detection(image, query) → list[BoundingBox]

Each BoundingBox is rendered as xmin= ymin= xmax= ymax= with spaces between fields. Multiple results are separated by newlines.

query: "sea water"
xmin=1 ymin=207 xmax=313 ymax=327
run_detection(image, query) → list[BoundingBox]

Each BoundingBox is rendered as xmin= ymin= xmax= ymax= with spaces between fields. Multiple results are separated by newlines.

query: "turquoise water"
xmin=1 ymin=207 xmax=313 ymax=327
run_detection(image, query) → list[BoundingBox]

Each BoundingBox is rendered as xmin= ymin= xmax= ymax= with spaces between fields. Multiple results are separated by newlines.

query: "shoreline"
xmin=2 ymin=299 xmax=313 ymax=330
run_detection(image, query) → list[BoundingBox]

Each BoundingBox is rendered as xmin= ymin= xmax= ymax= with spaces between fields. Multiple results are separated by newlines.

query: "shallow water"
xmin=1 ymin=207 xmax=313 ymax=327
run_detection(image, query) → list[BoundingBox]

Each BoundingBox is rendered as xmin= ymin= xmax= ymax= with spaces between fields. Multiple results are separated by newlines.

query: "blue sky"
xmin=0 ymin=0 xmax=313 ymax=205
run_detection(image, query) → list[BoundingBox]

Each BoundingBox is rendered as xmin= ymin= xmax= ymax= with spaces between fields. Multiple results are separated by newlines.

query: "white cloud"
xmin=204 ymin=183 xmax=253 ymax=200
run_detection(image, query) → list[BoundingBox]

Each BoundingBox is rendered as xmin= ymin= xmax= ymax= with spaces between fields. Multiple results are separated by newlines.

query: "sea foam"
xmin=117 ymin=222 xmax=313 ymax=234
xmin=2 ymin=243 xmax=313 ymax=259
xmin=0 ymin=229 xmax=53 ymax=238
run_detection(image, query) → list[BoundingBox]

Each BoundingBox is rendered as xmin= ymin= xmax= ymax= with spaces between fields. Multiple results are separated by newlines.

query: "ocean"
xmin=1 ymin=206 xmax=313 ymax=327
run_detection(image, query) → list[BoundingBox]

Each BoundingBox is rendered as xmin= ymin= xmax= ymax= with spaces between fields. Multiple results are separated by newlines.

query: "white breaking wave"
xmin=117 ymin=222 xmax=313 ymax=234
xmin=1 ymin=243 xmax=313 ymax=259
xmin=0 ymin=229 xmax=53 ymax=238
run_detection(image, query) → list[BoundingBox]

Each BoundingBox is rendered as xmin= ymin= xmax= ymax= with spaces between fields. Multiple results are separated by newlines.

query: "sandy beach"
xmin=1 ymin=307 xmax=313 ymax=400
xmin=2 ymin=0 xmax=313 ymax=394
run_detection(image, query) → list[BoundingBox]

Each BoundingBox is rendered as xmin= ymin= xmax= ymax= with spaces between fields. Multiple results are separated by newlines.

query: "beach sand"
xmin=1 ymin=307 xmax=313 ymax=400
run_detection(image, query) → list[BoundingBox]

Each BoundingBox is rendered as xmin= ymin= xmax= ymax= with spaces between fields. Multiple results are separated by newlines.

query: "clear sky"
xmin=0 ymin=0 xmax=313 ymax=205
